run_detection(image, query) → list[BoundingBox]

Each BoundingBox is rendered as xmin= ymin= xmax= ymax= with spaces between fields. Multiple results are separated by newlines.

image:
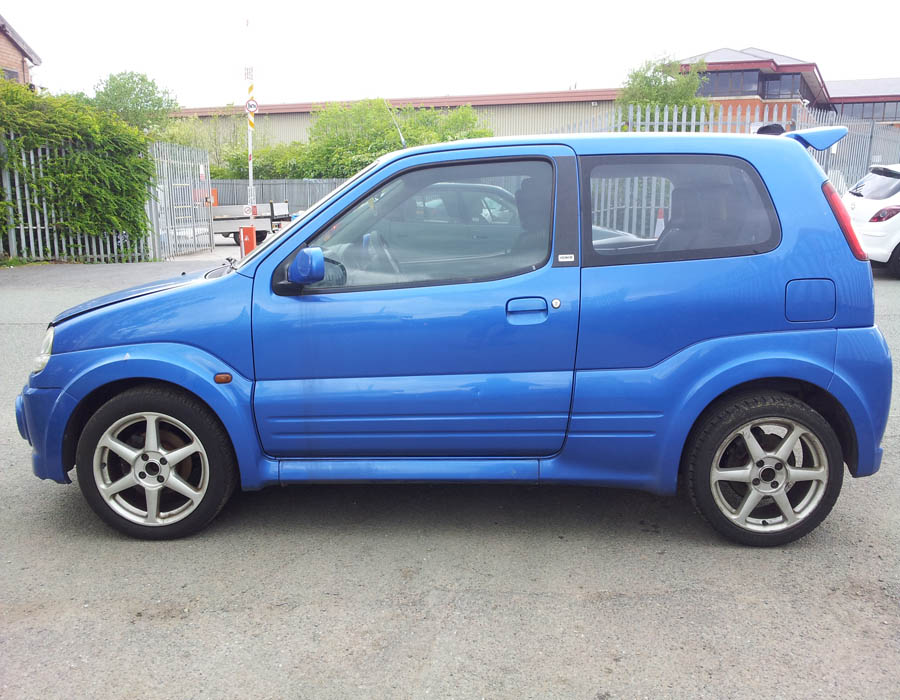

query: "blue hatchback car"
xmin=15 ymin=128 xmax=892 ymax=545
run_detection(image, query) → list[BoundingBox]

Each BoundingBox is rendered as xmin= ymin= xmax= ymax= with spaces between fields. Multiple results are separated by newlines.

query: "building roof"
xmin=827 ymin=78 xmax=900 ymax=99
xmin=177 ymin=87 xmax=620 ymax=117
xmin=0 ymin=13 xmax=40 ymax=66
xmin=681 ymin=47 xmax=810 ymax=67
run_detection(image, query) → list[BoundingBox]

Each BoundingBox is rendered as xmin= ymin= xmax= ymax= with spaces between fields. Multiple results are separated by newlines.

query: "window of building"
xmin=581 ymin=155 xmax=780 ymax=266
xmin=2 ymin=68 xmax=19 ymax=82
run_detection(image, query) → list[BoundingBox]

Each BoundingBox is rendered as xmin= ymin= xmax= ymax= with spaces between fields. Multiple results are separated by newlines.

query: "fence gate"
xmin=210 ymin=178 xmax=346 ymax=214
xmin=147 ymin=142 xmax=214 ymax=260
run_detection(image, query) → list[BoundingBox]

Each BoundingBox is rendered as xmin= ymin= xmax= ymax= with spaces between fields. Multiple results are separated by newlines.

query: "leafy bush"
xmin=1 ymin=80 xmax=154 ymax=244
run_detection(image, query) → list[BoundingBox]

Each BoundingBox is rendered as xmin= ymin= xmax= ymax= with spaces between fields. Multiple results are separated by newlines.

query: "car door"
xmin=251 ymin=145 xmax=580 ymax=467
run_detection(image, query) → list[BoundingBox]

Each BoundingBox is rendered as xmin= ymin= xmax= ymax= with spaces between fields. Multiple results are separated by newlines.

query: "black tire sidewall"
xmin=688 ymin=393 xmax=844 ymax=547
xmin=75 ymin=386 xmax=236 ymax=539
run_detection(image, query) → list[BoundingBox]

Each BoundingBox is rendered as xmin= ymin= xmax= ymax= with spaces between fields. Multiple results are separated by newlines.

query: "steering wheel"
xmin=365 ymin=231 xmax=400 ymax=275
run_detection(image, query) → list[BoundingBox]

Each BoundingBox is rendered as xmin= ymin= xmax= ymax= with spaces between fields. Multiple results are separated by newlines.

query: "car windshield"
xmin=233 ymin=158 xmax=384 ymax=270
xmin=848 ymin=168 xmax=900 ymax=200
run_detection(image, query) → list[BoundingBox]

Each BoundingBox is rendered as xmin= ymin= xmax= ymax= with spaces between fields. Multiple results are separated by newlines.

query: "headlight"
xmin=33 ymin=326 xmax=54 ymax=374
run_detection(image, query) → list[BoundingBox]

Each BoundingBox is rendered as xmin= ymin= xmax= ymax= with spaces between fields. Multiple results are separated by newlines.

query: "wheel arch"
xmin=678 ymin=377 xmax=857 ymax=478
xmin=50 ymin=345 xmax=275 ymax=490
xmin=63 ymin=378 xmax=240 ymax=479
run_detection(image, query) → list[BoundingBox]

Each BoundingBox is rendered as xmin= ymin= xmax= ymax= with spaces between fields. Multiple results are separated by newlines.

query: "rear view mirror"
xmin=288 ymin=247 xmax=325 ymax=286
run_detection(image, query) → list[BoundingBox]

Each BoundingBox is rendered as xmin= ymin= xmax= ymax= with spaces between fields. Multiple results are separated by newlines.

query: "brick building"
xmin=0 ymin=13 xmax=40 ymax=86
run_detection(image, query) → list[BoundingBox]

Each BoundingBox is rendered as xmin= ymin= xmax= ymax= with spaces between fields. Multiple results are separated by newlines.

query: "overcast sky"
xmin=10 ymin=0 xmax=900 ymax=108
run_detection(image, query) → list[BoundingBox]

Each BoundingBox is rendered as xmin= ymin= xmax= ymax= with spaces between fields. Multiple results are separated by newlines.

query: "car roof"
xmin=385 ymin=131 xmax=810 ymax=160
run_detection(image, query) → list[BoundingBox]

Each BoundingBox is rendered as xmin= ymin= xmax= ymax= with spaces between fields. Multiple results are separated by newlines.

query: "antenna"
xmin=384 ymin=99 xmax=407 ymax=148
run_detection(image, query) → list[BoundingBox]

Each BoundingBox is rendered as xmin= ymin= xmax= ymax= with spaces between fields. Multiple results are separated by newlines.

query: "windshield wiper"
xmin=225 ymin=256 xmax=238 ymax=270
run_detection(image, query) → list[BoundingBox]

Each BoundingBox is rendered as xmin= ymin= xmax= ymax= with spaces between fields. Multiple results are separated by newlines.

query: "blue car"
xmin=15 ymin=128 xmax=891 ymax=546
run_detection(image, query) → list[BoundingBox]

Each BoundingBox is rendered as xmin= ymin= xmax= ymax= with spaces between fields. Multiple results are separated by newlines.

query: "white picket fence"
xmin=1 ymin=140 xmax=213 ymax=262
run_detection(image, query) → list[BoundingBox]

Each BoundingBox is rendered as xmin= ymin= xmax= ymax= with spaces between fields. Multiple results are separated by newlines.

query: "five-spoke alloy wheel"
xmin=76 ymin=386 xmax=237 ymax=539
xmin=686 ymin=392 xmax=844 ymax=546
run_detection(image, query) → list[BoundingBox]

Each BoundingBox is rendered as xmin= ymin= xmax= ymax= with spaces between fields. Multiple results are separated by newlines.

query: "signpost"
xmin=244 ymin=53 xmax=256 ymax=257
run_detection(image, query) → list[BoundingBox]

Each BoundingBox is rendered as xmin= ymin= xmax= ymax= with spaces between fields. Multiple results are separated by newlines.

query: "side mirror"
xmin=288 ymin=247 xmax=325 ymax=286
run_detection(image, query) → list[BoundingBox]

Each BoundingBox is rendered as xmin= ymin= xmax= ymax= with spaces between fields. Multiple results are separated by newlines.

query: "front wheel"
xmin=686 ymin=392 xmax=844 ymax=546
xmin=75 ymin=385 xmax=237 ymax=539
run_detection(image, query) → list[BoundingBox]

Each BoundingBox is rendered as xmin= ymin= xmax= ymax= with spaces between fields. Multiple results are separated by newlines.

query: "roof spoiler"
xmin=785 ymin=126 xmax=848 ymax=151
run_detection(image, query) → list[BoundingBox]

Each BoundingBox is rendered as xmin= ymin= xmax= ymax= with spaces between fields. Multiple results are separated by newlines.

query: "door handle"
xmin=506 ymin=297 xmax=548 ymax=325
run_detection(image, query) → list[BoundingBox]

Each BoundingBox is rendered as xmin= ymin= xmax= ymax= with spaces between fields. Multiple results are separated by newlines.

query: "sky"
xmin=9 ymin=0 xmax=900 ymax=108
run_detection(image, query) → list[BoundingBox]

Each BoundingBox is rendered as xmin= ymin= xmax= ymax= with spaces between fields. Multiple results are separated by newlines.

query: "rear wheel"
xmin=886 ymin=245 xmax=900 ymax=278
xmin=76 ymin=386 xmax=237 ymax=539
xmin=686 ymin=392 xmax=843 ymax=546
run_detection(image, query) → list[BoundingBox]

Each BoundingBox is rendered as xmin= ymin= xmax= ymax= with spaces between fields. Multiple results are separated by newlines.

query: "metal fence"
xmin=558 ymin=104 xmax=900 ymax=193
xmin=555 ymin=104 xmax=900 ymax=231
xmin=796 ymin=109 xmax=900 ymax=194
xmin=1 ymin=140 xmax=151 ymax=262
xmin=1 ymin=140 xmax=213 ymax=262
xmin=147 ymin=142 xmax=214 ymax=260
xmin=211 ymin=178 xmax=346 ymax=213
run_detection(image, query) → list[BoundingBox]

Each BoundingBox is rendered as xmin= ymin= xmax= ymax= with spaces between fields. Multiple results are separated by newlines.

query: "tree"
xmin=92 ymin=72 xmax=179 ymax=131
xmin=617 ymin=58 xmax=709 ymax=109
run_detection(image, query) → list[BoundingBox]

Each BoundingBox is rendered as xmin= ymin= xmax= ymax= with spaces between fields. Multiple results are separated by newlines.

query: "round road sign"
xmin=245 ymin=99 xmax=259 ymax=113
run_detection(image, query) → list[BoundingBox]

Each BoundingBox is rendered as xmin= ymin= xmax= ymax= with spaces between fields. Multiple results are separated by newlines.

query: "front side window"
xmin=302 ymin=159 xmax=553 ymax=291
xmin=581 ymin=155 xmax=780 ymax=266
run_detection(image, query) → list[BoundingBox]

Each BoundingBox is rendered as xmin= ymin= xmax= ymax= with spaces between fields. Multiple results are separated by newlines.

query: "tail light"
xmin=870 ymin=206 xmax=900 ymax=223
xmin=822 ymin=182 xmax=867 ymax=261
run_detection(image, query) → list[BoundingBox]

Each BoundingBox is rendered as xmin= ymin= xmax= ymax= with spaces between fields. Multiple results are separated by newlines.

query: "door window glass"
xmin=303 ymin=160 xmax=553 ymax=290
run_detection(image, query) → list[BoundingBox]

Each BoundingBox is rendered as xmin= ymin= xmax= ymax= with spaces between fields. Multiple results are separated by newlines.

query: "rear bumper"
xmin=857 ymin=225 xmax=900 ymax=264
xmin=829 ymin=327 xmax=892 ymax=477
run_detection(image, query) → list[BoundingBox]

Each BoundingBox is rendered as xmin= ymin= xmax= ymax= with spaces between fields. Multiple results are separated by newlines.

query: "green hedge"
xmin=0 ymin=80 xmax=154 ymax=244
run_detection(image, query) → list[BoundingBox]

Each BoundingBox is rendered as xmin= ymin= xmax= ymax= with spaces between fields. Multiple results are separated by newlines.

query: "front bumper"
xmin=16 ymin=382 xmax=74 ymax=483
xmin=15 ymin=392 xmax=30 ymax=443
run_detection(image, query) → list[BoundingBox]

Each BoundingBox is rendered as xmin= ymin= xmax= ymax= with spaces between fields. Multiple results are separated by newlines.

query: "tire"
xmin=256 ymin=231 xmax=268 ymax=244
xmin=232 ymin=232 xmax=241 ymax=246
xmin=75 ymin=385 xmax=237 ymax=539
xmin=886 ymin=245 xmax=900 ymax=278
xmin=685 ymin=392 xmax=844 ymax=547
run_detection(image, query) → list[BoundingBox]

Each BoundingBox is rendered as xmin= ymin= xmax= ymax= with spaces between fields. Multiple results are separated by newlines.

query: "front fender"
xmin=37 ymin=343 xmax=277 ymax=489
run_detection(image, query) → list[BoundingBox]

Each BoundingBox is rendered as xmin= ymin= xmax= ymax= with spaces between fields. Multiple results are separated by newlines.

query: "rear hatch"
xmin=843 ymin=165 xmax=900 ymax=223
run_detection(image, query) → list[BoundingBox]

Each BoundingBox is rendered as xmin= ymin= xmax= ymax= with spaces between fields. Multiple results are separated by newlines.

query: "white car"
xmin=843 ymin=165 xmax=900 ymax=275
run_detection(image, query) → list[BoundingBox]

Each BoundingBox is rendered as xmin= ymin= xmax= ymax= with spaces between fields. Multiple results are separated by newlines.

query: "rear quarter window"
xmin=580 ymin=154 xmax=781 ymax=266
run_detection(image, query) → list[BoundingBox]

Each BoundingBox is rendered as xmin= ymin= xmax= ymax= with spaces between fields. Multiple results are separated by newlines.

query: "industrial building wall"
xmin=193 ymin=99 xmax=618 ymax=146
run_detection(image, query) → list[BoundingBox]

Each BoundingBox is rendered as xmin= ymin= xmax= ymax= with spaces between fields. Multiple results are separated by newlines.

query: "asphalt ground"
xmin=1 ymin=244 xmax=898 ymax=699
